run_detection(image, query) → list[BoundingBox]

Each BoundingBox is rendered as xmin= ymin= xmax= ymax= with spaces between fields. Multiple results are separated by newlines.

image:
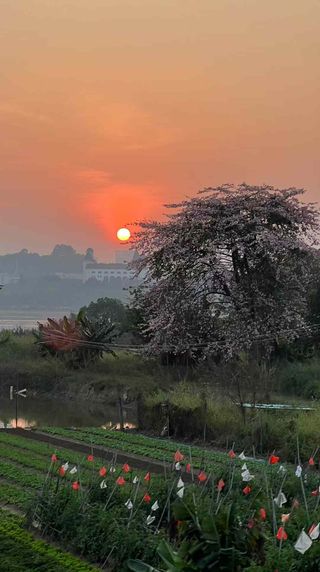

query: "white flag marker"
xmin=274 ymin=491 xmax=287 ymax=508
xmin=177 ymin=487 xmax=184 ymax=498
xmin=294 ymin=530 xmax=312 ymax=554
xmin=241 ymin=469 xmax=254 ymax=482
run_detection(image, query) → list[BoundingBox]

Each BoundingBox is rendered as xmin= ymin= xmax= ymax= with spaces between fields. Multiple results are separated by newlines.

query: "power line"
xmin=34 ymin=320 xmax=320 ymax=353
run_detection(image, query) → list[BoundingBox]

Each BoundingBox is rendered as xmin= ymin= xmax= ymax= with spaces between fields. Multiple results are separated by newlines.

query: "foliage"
xmin=0 ymin=481 xmax=32 ymax=509
xmin=27 ymin=485 xmax=161 ymax=570
xmin=0 ymin=333 xmax=157 ymax=396
xmin=0 ymin=439 xmax=100 ymax=487
xmin=25 ymin=445 xmax=320 ymax=571
xmin=132 ymin=184 xmax=319 ymax=361
xmin=0 ymin=330 xmax=10 ymax=345
xmin=128 ymin=502 xmax=249 ymax=571
xmin=34 ymin=310 xmax=116 ymax=368
xmin=127 ymin=286 xmax=152 ymax=343
xmin=0 ymin=432 xmax=152 ymax=515
xmin=41 ymin=425 xmax=235 ymax=471
xmin=277 ymin=359 xmax=320 ymax=399
xmin=4 ymin=426 xmax=320 ymax=569
xmin=81 ymin=297 xmax=128 ymax=332
xmin=0 ymin=511 xmax=97 ymax=571
xmin=0 ymin=431 xmax=105 ymax=471
xmin=0 ymin=457 xmax=45 ymax=489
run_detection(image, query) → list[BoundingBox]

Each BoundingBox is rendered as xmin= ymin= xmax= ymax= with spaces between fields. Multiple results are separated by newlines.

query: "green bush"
xmin=277 ymin=359 xmax=320 ymax=398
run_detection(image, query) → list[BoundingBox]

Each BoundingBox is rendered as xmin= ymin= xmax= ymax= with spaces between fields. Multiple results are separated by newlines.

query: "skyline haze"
xmin=0 ymin=0 xmax=319 ymax=258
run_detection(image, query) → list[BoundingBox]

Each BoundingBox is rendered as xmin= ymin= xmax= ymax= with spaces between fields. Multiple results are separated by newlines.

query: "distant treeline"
xmin=0 ymin=244 xmax=87 ymax=277
xmin=0 ymin=244 xmax=134 ymax=309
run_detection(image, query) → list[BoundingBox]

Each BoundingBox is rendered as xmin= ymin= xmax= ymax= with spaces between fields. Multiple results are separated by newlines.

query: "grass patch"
xmin=0 ymin=335 xmax=161 ymax=396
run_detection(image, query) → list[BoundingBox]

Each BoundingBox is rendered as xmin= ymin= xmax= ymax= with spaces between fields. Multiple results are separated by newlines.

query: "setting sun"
xmin=117 ymin=228 xmax=131 ymax=242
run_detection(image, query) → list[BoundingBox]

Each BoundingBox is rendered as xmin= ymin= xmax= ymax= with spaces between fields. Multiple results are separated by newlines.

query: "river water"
xmin=0 ymin=310 xmax=70 ymax=331
xmin=0 ymin=396 xmax=136 ymax=429
xmin=0 ymin=310 xmax=137 ymax=428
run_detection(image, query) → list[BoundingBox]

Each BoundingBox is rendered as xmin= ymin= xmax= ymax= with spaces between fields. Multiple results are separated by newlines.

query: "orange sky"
xmin=0 ymin=0 xmax=319 ymax=259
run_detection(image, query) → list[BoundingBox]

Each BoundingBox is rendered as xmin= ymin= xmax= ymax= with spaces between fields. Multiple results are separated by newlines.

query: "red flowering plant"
xmin=28 ymin=427 xmax=320 ymax=571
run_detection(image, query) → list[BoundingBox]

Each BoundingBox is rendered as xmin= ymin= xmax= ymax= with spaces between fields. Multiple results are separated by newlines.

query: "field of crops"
xmin=0 ymin=431 xmax=165 ymax=508
xmin=0 ymin=430 xmax=174 ymax=571
xmin=40 ymin=425 xmax=254 ymax=472
xmin=0 ymin=431 xmax=114 ymax=571
xmin=0 ymin=430 xmax=168 ymax=571
xmin=0 ymin=511 xmax=97 ymax=571
xmin=2 ymin=428 xmax=320 ymax=570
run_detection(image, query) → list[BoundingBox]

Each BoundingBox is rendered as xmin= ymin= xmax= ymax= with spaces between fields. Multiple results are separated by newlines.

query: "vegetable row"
xmin=0 ymin=511 xmax=98 ymax=571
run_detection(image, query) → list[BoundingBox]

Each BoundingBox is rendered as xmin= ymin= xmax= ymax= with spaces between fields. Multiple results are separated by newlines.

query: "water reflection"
xmin=101 ymin=422 xmax=136 ymax=430
xmin=0 ymin=397 xmax=136 ymax=429
xmin=0 ymin=310 xmax=68 ymax=331
xmin=0 ymin=417 xmax=37 ymax=429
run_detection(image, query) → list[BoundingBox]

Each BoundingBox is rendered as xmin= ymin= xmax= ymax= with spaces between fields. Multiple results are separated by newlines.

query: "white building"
xmin=83 ymin=262 xmax=133 ymax=283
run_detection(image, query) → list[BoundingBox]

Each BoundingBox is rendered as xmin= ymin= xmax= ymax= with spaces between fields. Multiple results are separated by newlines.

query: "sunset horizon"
xmin=1 ymin=0 xmax=319 ymax=259
xmin=1 ymin=3 xmax=320 ymax=568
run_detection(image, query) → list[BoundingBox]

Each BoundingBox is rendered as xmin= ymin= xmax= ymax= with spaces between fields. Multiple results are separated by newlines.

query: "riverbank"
xmin=0 ymin=333 xmax=158 ymax=403
xmin=2 ymin=334 xmax=320 ymax=462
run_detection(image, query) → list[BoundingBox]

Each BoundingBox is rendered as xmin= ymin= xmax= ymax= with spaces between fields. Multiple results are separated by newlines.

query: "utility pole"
xmin=9 ymin=386 xmax=27 ymax=428
xmin=117 ymin=386 xmax=124 ymax=431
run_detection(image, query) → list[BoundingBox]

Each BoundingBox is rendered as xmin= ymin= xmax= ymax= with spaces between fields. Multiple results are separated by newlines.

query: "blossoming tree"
xmin=132 ymin=184 xmax=319 ymax=361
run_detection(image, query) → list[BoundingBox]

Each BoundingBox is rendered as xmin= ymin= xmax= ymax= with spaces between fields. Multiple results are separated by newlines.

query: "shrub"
xmin=277 ymin=359 xmax=320 ymax=398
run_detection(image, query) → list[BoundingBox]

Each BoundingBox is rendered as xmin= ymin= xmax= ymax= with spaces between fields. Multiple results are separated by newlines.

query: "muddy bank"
xmin=0 ymin=365 xmax=136 ymax=404
xmin=0 ymin=335 xmax=154 ymax=405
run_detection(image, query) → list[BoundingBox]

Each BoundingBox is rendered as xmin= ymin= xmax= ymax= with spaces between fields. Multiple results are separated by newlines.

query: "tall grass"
xmin=0 ymin=335 xmax=162 ymax=396
xmin=143 ymin=380 xmax=320 ymax=461
xmin=277 ymin=359 xmax=320 ymax=399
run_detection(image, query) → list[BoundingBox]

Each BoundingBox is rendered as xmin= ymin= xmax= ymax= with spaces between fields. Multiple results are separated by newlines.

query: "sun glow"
xmin=117 ymin=227 xmax=131 ymax=242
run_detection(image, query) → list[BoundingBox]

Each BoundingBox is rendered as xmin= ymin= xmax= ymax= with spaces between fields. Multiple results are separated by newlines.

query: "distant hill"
xmin=0 ymin=244 xmax=86 ymax=278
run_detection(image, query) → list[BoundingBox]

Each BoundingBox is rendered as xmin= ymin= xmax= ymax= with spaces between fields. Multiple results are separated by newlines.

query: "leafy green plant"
xmin=34 ymin=310 xmax=116 ymax=368
xmin=0 ymin=511 xmax=97 ymax=571
xmin=128 ymin=502 xmax=249 ymax=571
